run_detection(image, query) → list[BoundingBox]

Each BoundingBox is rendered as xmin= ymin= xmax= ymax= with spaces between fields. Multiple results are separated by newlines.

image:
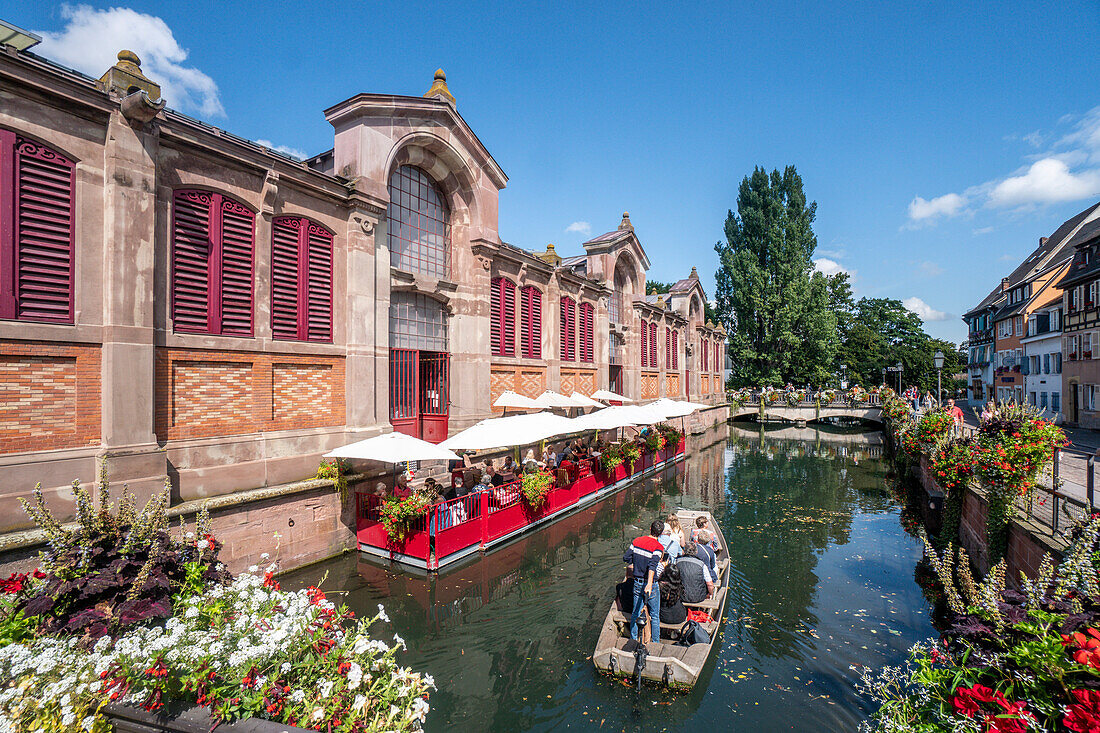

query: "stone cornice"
xmin=0 ymin=46 xmax=115 ymax=124
xmin=323 ymin=93 xmax=508 ymax=189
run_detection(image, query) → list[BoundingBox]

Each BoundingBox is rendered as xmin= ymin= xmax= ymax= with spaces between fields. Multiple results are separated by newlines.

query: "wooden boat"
xmin=592 ymin=509 xmax=729 ymax=689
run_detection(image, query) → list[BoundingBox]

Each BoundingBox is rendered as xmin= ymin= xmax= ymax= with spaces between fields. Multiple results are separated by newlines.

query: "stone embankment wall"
xmin=914 ymin=453 xmax=1064 ymax=583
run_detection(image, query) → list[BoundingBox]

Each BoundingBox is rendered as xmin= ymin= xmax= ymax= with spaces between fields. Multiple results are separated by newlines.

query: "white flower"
xmin=347 ymin=662 xmax=363 ymax=689
xmin=260 ymin=552 xmax=270 ymax=560
xmin=319 ymin=680 xmax=333 ymax=698
xmin=393 ymin=633 xmax=406 ymax=648
xmin=81 ymin=716 xmax=96 ymax=731
xmin=411 ymin=696 xmax=430 ymax=722
xmin=197 ymin=539 xmax=209 ymax=551
xmin=376 ymin=604 xmax=390 ymax=623
xmin=291 ymin=690 xmax=305 ymax=703
xmin=311 ymin=707 xmax=325 ymax=721
xmin=247 ymin=565 xmax=259 ymax=573
xmin=353 ymin=694 xmax=366 ymax=711
xmin=280 ymin=662 xmax=291 ymax=674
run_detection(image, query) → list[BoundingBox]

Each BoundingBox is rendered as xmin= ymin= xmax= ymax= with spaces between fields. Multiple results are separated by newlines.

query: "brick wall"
xmin=489 ymin=365 xmax=546 ymax=412
xmin=0 ymin=341 xmax=101 ymax=454
xmin=665 ymin=373 xmax=680 ymax=396
xmin=155 ymin=348 xmax=345 ymax=440
xmin=642 ymin=372 xmax=658 ymax=398
xmin=560 ymin=368 xmax=596 ymax=396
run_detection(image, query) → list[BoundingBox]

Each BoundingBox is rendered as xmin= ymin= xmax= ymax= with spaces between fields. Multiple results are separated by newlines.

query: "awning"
xmin=440 ymin=411 xmax=579 ymax=451
xmin=591 ymin=389 xmax=634 ymax=403
xmin=648 ymin=398 xmax=701 ymax=419
xmin=570 ymin=404 xmax=668 ymax=431
xmin=493 ymin=390 xmax=541 ymax=409
xmin=570 ymin=391 xmax=606 ymax=408
xmin=532 ymin=390 xmax=586 ymax=408
xmin=324 ymin=431 xmax=460 ymax=463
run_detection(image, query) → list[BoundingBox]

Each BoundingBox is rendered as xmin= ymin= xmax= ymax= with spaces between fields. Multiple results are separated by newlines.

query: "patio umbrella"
xmin=591 ymin=389 xmax=634 ymax=403
xmin=648 ymin=398 xmax=699 ymax=419
xmin=532 ymin=390 xmax=586 ymax=409
xmin=493 ymin=390 xmax=541 ymax=416
xmin=440 ymin=411 xmax=578 ymax=451
xmin=570 ymin=391 xmax=606 ymax=409
xmin=324 ymin=431 xmax=460 ymax=462
xmin=570 ymin=406 xmax=641 ymax=431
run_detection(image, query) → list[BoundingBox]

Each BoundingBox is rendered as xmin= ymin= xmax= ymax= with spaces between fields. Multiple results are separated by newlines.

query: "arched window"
xmin=389 ymin=291 xmax=447 ymax=351
xmin=579 ymin=302 xmax=594 ymax=363
xmin=649 ymin=322 xmax=658 ymax=369
xmin=387 ymin=165 xmax=448 ymax=278
xmin=271 ymin=216 xmax=332 ymax=342
xmin=560 ymin=296 xmax=576 ymax=362
xmin=640 ymin=319 xmax=648 ymax=367
xmin=490 ymin=276 xmax=516 ymax=357
xmin=521 ymin=285 xmax=542 ymax=359
xmin=171 ymin=190 xmax=255 ymax=336
xmin=0 ymin=131 xmax=76 ymax=323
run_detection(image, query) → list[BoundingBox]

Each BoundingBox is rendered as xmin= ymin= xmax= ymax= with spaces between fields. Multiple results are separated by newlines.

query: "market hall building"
xmin=0 ymin=40 xmax=726 ymax=567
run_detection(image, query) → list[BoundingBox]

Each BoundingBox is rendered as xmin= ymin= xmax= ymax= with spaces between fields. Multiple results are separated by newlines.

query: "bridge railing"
xmin=732 ymin=392 xmax=882 ymax=408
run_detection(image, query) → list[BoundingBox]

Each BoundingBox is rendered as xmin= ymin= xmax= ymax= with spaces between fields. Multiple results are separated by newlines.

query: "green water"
xmin=282 ymin=424 xmax=935 ymax=732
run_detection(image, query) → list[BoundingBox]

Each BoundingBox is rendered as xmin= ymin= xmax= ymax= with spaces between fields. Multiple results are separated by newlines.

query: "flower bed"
xmin=0 ymin=472 xmax=432 ymax=732
xmin=861 ymin=515 xmax=1100 ymax=732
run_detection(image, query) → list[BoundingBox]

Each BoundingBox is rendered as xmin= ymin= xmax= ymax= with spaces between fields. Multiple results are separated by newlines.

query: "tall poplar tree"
xmin=714 ymin=166 xmax=837 ymax=386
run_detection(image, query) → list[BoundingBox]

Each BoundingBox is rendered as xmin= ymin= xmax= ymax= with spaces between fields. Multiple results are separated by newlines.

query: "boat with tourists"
xmin=592 ymin=508 xmax=730 ymax=688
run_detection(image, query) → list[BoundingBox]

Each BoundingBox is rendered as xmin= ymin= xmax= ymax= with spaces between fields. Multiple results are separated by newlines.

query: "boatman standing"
xmin=623 ymin=520 xmax=665 ymax=643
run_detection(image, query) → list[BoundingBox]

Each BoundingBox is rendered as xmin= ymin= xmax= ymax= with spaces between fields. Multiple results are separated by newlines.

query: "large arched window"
xmin=171 ymin=189 xmax=255 ymax=336
xmin=387 ymin=165 xmax=449 ymax=278
xmin=560 ymin=296 xmax=576 ymax=362
xmin=490 ymin=276 xmax=516 ymax=357
xmin=521 ymin=285 xmax=542 ymax=359
xmin=271 ymin=216 xmax=332 ymax=342
xmin=0 ymin=131 xmax=76 ymax=323
xmin=389 ymin=291 xmax=447 ymax=351
xmin=579 ymin=302 xmax=594 ymax=363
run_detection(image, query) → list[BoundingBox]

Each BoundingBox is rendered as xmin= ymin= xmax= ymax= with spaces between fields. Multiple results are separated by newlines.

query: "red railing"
xmin=355 ymin=438 xmax=687 ymax=569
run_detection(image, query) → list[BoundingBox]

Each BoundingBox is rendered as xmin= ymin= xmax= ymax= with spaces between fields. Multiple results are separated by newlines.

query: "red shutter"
xmin=12 ymin=137 xmax=75 ymax=323
xmin=491 ymin=277 xmax=502 ymax=356
xmin=665 ymin=327 xmax=670 ymax=369
xmin=579 ymin=302 xmax=594 ymax=363
xmin=305 ymin=223 xmax=332 ymax=342
xmin=502 ymin=278 xmax=515 ymax=356
xmin=560 ymin=297 xmax=575 ymax=361
xmin=218 ymin=197 xmax=254 ymax=336
xmin=523 ymin=286 xmax=542 ymax=359
xmin=271 ymin=217 xmax=300 ymax=340
xmin=672 ymin=330 xmax=678 ymax=369
xmin=171 ymin=190 xmax=212 ymax=333
xmin=650 ymin=322 xmax=657 ymax=368
xmin=521 ymin=286 xmax=531 ymax=357
xmin=640 ymin=319 xmax=647 ymax=367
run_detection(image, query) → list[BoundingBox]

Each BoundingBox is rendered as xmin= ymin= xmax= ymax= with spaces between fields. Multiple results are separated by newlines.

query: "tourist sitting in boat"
xmin=659 ymin=564 xmax=688 ymax=629
xmin=690 ymin=516 xmax=720 ymax=553
xmin=500 ymin=455 xmax=516 ymax=482
xmin=485 ymin=460 xmax=505 ymax=487
xmin=667 ymin=515 xmax=686 ymax=548
xmin=693 ymin=529 xmax=718 ymax=574
xmin=393 ymin=472 xmax=412 ymax=499
xmin=622 ymin=520 xmax=665 ymax=642
xmin=676 ymin=542 xmax=715 ymax=604
xmin=542 ymin=446 xmax=558 ymax=468
xmin=420 ymin=478 xmax=442 ymax=503
xmin=658 ymin=522 xmax=683 ymax=561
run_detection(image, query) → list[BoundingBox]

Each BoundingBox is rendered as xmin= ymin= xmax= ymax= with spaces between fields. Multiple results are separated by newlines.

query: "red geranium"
xmin=1065 ymin=688 xmax=1100 ymax=732
xmin=1062 ymin=627 xmax=1100 ymax=669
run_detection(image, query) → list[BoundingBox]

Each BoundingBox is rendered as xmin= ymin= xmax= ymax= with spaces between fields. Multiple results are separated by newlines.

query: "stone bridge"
xmin=730 ymin=399 xmax=883 ymax=425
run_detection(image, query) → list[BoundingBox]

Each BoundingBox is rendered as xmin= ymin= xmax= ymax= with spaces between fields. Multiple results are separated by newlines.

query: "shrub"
xmin=599 ymin=443 xmax=624 ymax=472
xmin=623 ymin=442 xmax=641 ymax=472
xmin=520 ymin=471 xmax=554 ymax=507
xmin=316 ymin=458 xmax=350 ymax=503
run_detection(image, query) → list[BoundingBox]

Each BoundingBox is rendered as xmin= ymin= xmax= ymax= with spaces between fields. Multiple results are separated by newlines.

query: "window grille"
xmin=389 ymin=291 xmax=447 ymax=351
xmin=387 ymin=165 xmax=449 ymax=278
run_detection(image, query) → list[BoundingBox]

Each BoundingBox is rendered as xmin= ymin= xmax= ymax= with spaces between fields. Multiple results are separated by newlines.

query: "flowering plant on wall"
xmin=520 ymin=471 xmax=554 ymax=508
xmin=860 ymin=516 xmax=1100 ymax=733
xmin=0 ymin=466 xmax=434 ymax=732
xmin=785 ymin=389 xmax=804 ymax=407
xmin=599 ymin=443 xmax=624 ymax=472
xmin=379 ymin=493 xmax=434 ymax=543
xmin=316 ymin=458 xmax=350 ymax=503
xmin=622 ymin=442 xmax=641 ymax=472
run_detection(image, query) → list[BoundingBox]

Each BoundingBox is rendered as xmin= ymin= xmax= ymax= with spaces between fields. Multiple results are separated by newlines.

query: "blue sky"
xmin=9 ymin=1 xmax=1100 ymax=345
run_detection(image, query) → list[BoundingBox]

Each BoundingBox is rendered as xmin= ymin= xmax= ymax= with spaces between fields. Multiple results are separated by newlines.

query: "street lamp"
xmin=896 ymin=362 xmax=903 ymax=394
xmin=881 ymin=367 xmax=887 ymax=387
xmin=840 ymin=364 xmax=847 ymax=389
xmin=934 ymin=350 xmax=945 ymax=405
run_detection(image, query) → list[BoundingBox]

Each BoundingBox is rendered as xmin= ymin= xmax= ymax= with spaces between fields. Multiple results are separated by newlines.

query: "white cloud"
xmin=813 ymin=258 xmax=852 ymax=277
xmin=907 ymin=193 xmax=967 ymax=223
xmin=974 ymin=226 xmax=995 ymax=235
xmin=919 ymin=261 xmax=944 ymax=277
xmin=255 ymin=139 xmax=307 ymax=161
xmin=903 ymin=296 xmax=949 ymax=322
xmin=988 ymin=158 xmax=1100 ymax=208
xmin=565 ymin=221 xmax=592 ymax=236
xmin=36 ymin=4 xmax=224 ymax=117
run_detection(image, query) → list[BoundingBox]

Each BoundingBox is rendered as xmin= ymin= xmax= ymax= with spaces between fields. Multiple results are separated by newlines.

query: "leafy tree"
xmin=714 ymin=166 xmax=837 ymax=386
xmin=645 ymin=279 xmax=673 ymax=295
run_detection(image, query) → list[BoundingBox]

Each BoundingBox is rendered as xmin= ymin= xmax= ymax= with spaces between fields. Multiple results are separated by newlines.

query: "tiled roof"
xmin=1056 ymin=219 xmax=1100 ymax=287
xmin=559 ymin=254 xmax=586 ymax=267
xmin=670 ymin=278 xmax=695 ymax=292
xmin=583 ymin=230 xmax=629 ymax=245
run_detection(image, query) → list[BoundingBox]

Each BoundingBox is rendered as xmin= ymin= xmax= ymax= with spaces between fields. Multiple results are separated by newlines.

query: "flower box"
xmin=104 ymin=702 xmax=313 ymax=732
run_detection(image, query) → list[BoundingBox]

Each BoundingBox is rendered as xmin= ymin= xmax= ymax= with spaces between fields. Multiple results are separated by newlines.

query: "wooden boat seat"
xmin=684 ymin=586 xmax=726 ymax=612
xmin=608 ymin=609 xmax=719 ymax=640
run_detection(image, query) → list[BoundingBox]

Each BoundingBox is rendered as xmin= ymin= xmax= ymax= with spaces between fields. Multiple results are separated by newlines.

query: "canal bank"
xmin=282 ymin=423 xmax=938 ymax=732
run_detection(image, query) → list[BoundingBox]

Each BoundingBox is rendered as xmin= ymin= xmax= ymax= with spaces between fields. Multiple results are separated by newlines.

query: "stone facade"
xmin=0 ymin=48 xmax=725 ymax=566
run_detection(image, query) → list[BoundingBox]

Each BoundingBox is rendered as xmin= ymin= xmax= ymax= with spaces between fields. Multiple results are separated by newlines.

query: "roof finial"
xmin=424 ymin=68 xmax=456 ymax=107
xmin=689 ymin=266 xmax=698 ymax=279
xmin=99 ymin=48 xmax=161 ymax=102
xmin=618 ymin=212 xmax=633 ymax=231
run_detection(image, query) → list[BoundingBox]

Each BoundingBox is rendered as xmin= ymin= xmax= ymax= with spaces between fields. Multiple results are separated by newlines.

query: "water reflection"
xmin=282 ymin=423 xmax=935 ymax=732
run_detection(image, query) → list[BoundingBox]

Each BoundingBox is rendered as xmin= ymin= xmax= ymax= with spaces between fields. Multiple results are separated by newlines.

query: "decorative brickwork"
xmin=0 ymin=341 xmax=100 ymax=454
xmin=560 ymin=368 xmax=596 ymax=397
xmin=701 ymin=374 xmax=710 ymax=394
xmin=490 ymin=365 xmax=546 ymax=411
xmin=155 ymin=348 xmax=345 ymax=440
xmin=665 ymin=373 xmax=680 ymax=396
xmin=641 ymin=372 xmax=658 ymax=399
xmin=273 ymin=363 xmax=334 ymax=423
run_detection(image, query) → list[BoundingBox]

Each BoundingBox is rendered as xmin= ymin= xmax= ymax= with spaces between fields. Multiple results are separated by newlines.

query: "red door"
xmin=389 ymin=349 xmax=449 ymax=442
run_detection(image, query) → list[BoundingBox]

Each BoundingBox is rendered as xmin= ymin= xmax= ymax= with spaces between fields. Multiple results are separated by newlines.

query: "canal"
xmin=282 ymin=423 xmax=936 ymax=732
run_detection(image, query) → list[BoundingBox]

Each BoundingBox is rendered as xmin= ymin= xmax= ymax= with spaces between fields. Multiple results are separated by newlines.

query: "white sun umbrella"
xmin=570 ymin=391 xmax=606 ymax=408
xmin=440 ymin=411 xmax=578 ymax=451
xmin=649 ymin=398 xmax=699 ymax=419
xmin=591 ymin=389 xmax=634 ymax=403
xmin=532 ymin=390 xmax=585 ymax=409
xmin=493 ymin=390 xmax=541 ymax=410
xmin=570 ymin=406 xmax=641 ymax=431
xmin=324 ymin=431 xmax=460 ymax=462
